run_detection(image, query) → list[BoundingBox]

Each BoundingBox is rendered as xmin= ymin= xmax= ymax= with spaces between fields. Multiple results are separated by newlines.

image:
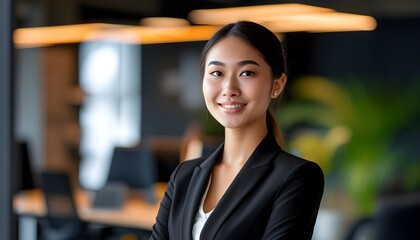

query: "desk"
xmin=13 ymin=182 xmax=167 ymax=240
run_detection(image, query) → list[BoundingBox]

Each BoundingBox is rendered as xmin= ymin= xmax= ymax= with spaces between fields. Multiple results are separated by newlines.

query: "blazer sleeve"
xmin=149 ymin=163 xmax=182 ymax=240
xmin=262 ymin=160 xmax=324 ymax=240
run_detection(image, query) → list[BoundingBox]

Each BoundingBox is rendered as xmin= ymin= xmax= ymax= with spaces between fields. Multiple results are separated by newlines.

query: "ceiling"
xmin=15 ymin=0 xmax=420 ymax=28
xmin=80 ymin=0 xmax=420 ymax=22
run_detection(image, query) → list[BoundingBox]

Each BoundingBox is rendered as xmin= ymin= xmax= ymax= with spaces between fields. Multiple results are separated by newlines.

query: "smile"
xmin=220 ymin=104 xmax=246 ymax=109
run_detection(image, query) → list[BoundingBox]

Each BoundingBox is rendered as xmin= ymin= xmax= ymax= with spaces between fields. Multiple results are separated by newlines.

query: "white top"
xmin=192 ymin=176 xmax=214 ymax=240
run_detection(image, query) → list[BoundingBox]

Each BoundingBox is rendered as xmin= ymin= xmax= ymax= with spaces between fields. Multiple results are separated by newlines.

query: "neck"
xmin=222 ymin=126 xmax=268 ymax=167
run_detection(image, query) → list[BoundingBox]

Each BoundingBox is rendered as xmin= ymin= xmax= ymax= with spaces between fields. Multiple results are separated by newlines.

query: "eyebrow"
xmin=207 ymin=60 xmax=260 ymax=67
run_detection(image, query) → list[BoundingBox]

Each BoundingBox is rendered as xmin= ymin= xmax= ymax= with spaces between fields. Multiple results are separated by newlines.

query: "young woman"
xmin=150 ymin=21 xmax=324 ymax=240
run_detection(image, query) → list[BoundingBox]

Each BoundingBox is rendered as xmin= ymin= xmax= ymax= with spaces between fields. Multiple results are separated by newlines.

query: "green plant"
xmin=277 ymin=75 xmax=420 ymax=215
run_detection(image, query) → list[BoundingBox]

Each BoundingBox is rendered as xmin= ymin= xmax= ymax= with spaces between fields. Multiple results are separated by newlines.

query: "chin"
xmin=220 ymin=122 xmax=244 ymax=129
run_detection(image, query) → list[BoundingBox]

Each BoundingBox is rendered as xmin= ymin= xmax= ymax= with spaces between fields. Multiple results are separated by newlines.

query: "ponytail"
xmin=266 ymin=110 xmax=284 ymax=148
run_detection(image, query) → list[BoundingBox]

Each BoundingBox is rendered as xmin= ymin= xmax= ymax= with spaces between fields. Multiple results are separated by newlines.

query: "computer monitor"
xmin=108 ymin=146 xmax=158 ymax=188
xmin=106 ymin=146 xmax=158 ymax=203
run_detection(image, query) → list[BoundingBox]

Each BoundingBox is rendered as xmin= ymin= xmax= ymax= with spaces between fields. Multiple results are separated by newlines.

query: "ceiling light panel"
xmin=188 ymin=3 xmax=334 ymax=25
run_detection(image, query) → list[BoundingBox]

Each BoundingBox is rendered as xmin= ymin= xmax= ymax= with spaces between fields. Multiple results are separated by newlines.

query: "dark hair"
xmin=200 ymin=21 xmax=287 ymax=147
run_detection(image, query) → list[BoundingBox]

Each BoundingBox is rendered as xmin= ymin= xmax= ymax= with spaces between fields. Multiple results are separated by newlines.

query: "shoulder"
xmin=273 ymin=149 xmax=325 ymax=187
xmin=252 ymin=133 xmax=321 ymax=175
xmin=276 ymin=149 xmax=323 ymax=172
xmin=169 ymin=157 xmax=207 ymax=180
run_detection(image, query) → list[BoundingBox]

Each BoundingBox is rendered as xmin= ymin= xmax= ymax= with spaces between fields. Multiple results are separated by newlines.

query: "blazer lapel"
xmin=180 ymin=144 xmax=224 ymax=240
xmin=201 ymin=134 xmax=280 ymax=238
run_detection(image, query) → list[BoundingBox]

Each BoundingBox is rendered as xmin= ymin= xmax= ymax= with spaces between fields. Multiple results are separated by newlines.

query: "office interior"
xmin=2 ymin=0 xmax=420 ymax=239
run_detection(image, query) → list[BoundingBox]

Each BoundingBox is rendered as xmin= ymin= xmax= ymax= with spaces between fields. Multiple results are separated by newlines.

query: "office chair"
xmin=106 ymin=146 xmax=158 ymax=204
xmin=375 ymin=193 xmax=420 ymax=240
xmin=345 ymin=193 xmax=420 ymax=240
xmin=39 ymin=170 xmax=87 ymax=240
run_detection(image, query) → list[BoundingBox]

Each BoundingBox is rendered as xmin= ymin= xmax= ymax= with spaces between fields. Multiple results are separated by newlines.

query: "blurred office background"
xmin=2 ymin=0 xmax=420 ymax=239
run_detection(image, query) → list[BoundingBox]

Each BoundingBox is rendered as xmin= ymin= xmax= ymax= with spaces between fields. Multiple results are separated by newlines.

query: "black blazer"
xmin=150 ymin=134 xmax=324 ymax=240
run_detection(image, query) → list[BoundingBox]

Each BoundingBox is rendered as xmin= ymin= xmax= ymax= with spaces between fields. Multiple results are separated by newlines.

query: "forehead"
xmin=206 ymin=36 xmax=265 ymax=64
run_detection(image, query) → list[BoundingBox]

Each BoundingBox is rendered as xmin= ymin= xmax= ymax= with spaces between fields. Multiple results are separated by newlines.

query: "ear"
xmin=271 ymin=73 xmax=287 ymax=98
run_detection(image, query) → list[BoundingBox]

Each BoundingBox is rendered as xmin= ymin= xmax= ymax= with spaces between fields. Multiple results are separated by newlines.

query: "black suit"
xmin=150 ymin=134 xmax=324 ymax=240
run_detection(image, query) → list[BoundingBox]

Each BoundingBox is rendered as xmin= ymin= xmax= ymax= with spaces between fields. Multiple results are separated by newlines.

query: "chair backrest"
xmin=40 ymin=171 xmax=79 ymax=221
xmin=345 ymin=193 xmax=420 ymax=240
xmin=375 ymin=193 xmax=420 ymax=240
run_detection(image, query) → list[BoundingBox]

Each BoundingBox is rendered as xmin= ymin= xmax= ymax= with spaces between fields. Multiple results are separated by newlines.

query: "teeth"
xmin=222 ymin=104 xmax=244 ymax=109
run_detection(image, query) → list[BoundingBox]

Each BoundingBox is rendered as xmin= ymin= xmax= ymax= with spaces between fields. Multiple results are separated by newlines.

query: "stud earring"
xmin=273 ymin=92 xmax=277 ymax=96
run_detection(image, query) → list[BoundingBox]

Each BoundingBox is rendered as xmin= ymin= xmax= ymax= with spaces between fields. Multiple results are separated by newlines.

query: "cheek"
xmin=202 ymin=79 xmax=217 ymax=102
xmin=247 ymin=81 xmax=271 ymax=100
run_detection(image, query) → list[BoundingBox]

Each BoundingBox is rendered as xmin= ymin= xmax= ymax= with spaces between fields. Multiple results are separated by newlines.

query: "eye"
xmin=210 ymin=71 xmax=223 ymax=77
xmin=240 ymin=71 xmax=254 ymax=77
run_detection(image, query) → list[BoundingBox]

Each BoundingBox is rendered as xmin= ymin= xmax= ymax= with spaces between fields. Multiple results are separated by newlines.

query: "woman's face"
xmin=202 ymin=36 xmax=283 ymax=131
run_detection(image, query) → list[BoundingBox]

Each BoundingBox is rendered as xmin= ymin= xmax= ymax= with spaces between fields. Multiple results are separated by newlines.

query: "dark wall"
xmin=309 ymin=17 xmax=420 ymax=82
xmin=141 ymin=41 xmax=206 ymax=139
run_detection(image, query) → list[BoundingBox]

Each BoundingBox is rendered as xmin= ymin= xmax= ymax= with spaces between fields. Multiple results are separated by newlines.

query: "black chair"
xmin=375 ymin=193 xmax=420 ymax=240
xmin=39 ymin=170 xmax=87 ymax=240
xmin=345 ymin=193 xmax=420 ymax=240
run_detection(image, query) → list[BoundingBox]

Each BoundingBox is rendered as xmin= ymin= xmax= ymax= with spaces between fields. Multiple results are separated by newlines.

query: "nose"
xmin=222 ymin=74 xmax=240 ymax=97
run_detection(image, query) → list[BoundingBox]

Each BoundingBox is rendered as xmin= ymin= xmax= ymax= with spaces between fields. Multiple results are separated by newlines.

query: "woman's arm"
xmin=262 ymin=161 xmax=325 ymax=240
xmin=149 ymin=163 xmax=182 ymax=240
